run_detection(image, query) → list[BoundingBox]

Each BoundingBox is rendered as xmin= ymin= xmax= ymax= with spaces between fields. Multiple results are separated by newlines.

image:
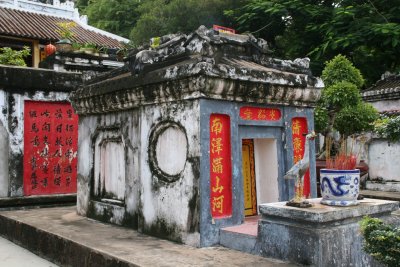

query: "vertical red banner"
xmin=291 ymin=117 xmax=310 ymax=197
xmin=23 ymin=101 xmax=78 ymax=196
xmin=210 ymin=114 xmax=232 ymax=218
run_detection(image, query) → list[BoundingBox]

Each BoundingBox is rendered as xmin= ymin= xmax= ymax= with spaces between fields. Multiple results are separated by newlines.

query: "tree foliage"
xmin=129 ymin=0 xmax=244 ymax=45
xmin=82 ymin=0 xmax=140 ymax=39
xmin=374 ymin=115 xmax=400 ymax=143
xmin=228 ymin=0 xmax=400 ymax=85
xmin=315 ymin=55 xmax=378 ymax=139
xmin=0 ymin=47 xmax=31 ymax=67
xmin=360 ymin=216 xmax=400 ymax=266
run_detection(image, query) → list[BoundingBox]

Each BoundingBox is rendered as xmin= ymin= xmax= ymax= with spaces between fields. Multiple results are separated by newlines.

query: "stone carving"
xmin=71 ymin=25 xmax=323 ymax=115
xmin=148 ymin=121 xmax=188 ymax=183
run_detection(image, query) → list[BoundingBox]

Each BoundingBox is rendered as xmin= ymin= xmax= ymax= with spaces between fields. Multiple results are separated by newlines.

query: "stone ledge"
xmin=0 ymin=65 xmax=82 ymax=92
xmin=259 ymin=198 xmax=399 ymax=223
xmin=0 ymin=194 xmax=76 ymax=210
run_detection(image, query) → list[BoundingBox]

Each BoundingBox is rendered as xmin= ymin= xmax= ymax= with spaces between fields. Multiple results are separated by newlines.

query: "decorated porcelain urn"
xmin=320 ymin=169 xmax=360 ymax=206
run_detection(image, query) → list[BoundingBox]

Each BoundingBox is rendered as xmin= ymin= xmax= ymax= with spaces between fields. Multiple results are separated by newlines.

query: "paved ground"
xmin=0 ymin=236 xmax=58 ymax=267
xmin=0 ymin=206 xmax=297 ymax=267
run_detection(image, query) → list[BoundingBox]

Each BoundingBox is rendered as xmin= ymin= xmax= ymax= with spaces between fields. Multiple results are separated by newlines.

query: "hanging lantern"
xmin=45 ymin=43 xmax=56 ymax=56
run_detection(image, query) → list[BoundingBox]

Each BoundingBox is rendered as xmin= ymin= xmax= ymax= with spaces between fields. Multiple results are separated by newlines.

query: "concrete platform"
xmin=361 ymin=189 xmax=400 ymax=202
xmin=258 ymin=198 xmax=399 ymax=266
xmin=0 ymin=206 xmax=296 ymax=267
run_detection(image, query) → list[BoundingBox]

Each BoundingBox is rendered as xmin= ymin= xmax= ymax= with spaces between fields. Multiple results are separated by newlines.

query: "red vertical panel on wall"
xmin=23 ymin=101 xmax=78 ymax=196
xmin=210 ymin=114 xmax=232 ymax=218
xmin=291 ymin=117 xmax=310 ymax=197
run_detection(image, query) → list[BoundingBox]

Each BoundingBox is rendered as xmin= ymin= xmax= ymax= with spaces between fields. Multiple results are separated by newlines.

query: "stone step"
xmin=220 ymin=227 xmax=258 ymax=255
xmin=219 ymin=217 xmax=259 ymax=255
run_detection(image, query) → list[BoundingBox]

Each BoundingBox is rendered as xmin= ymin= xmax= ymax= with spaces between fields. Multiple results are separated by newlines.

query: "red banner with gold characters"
xmin=240 ymin=107 xmax=281 ymax=121
xmin=23 ymin=101 xmax=78 ymax=196
xmin=210 ymin=114 xmax=232 ymax=218
xmin=291 ymin=117 xmax=310 ymax=197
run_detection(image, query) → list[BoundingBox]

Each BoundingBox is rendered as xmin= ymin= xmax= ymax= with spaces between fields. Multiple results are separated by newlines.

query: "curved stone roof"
xmin=0 ymin=6 xmax=125 ymax=48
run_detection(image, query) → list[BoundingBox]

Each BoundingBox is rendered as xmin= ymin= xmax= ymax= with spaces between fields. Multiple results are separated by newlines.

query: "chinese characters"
xmin=291 ymin=117 xmax=310 ymax=197
xmin=209 ymin=114 xmax=232 ymax=218
xmin=239 ymin=107 xmax=281 ymax=121
xmin=23 ymin=101 xmax=78 ymax=195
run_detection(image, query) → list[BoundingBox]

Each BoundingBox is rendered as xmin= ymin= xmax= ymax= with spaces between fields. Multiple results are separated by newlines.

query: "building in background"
xmin=0 ymin=0 xmax=128 ymax=70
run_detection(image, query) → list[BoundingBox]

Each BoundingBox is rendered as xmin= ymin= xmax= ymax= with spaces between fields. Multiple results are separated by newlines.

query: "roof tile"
xmin=0 ymin=7 xmax=124 ymax=48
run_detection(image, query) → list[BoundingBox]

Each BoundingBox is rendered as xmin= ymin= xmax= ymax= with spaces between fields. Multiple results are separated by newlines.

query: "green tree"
xmin=84 ymin=0 xmax=140 ymax=39
xmin=130 ymin=0 xmax=245 ymax=45
xmin=228 ymin=0 xmax=400 ymax=86
xmin=315 ymin=55 xmax=378 ymax=153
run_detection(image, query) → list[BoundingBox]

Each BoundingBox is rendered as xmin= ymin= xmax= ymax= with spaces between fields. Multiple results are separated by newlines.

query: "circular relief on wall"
xmin=148 ymin=121 xmax=188 ymax=183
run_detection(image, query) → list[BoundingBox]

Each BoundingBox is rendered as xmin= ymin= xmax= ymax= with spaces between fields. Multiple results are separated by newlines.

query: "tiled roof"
xmin=362 ymin=74 xmax=400 ymax=101
xmin=0 ymin=7 xmax=125 ymax=48
xmin=365 ymin=74 xmax=400 ymax=92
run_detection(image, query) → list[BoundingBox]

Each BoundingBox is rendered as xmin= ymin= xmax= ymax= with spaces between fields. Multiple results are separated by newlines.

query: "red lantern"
xmin=45 ymin=43 xmax=56 ymax=56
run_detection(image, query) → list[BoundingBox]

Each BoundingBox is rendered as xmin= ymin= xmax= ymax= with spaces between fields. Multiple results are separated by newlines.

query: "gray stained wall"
xmin=0 ymin=65 xmax=82 ymax=198
xmin=71 ymin=26 xmax=322 ymax=247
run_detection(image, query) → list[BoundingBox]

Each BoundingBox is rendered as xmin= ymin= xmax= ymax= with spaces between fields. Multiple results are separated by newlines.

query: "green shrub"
xmin=374 ymin=115 xmax=400 ymax=143
xmin=360 ymin=216 xmax=400 ymax=266
xmin=0 ymin=46 xmax=31 ymax=66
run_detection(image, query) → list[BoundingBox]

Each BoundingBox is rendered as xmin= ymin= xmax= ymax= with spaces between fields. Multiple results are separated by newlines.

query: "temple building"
xmin=70 ymin=26 xmax=323 ymax=247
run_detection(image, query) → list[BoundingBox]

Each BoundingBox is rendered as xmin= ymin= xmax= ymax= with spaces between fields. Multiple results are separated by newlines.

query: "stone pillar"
xmin=258 ymin=198 xmax=398 ymax=266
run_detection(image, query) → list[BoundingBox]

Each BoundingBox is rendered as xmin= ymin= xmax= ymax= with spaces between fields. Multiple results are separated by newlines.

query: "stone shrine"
xmin=70 ymin=26 xmax=323 ymax=247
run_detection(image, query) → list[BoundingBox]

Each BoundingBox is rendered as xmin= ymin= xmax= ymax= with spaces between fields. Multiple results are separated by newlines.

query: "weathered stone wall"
xmin=77 ymin=100 xmax=201 ymax=245
xmin=0 ymin=65 xmax=82 ymax=197
xmin=367 ymin=140 xmax=400 ymax=191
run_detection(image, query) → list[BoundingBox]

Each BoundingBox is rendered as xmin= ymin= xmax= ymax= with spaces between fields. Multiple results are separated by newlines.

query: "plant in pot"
xmin=315 ymin=55 xmax=378 ymax=206
xmin=55 ymin=21 xmax=77 ymax=53
xmin=79 ymin=42 xmax=97 ymax=54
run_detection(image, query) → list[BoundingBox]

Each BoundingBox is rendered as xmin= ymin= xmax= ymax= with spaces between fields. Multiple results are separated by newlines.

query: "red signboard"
xmin=291 ymin=117 xmax=310 ymax=197
xmin=213 ymin=25 xmax=236 ymax=34
xmin=23 ymin=101 xmax=78 ymax=196
xmin=240 ymin=107 xmax=281 ymax=121
xmin=210 ymin=114 xmax=232 ymax=218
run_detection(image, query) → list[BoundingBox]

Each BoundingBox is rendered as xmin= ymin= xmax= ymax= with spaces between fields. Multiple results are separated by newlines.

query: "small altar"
xmin=258 ymin=198 xmax=399 ymax=266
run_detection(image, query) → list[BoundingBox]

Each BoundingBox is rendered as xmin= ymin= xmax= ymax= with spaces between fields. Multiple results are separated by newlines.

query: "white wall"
xmin=254 ymin=139 xmax=279 ymax=206
xmin=368 ymin=140 xmax=400 ymax=182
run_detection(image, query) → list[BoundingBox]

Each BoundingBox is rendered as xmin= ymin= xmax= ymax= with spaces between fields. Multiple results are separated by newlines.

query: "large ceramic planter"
xmin=320 ymin=169 xmax=360 ymax=206
xmin=55 ymin=39 xmax=73 ymax=53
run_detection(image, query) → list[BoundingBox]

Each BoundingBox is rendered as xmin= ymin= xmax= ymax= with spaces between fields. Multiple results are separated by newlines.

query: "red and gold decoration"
xmin=242 ymin=139 xmax=257 ymax=216
xmin=213 ymin=25 xmax=236 ymax=34
xmin=23 ymin=101 xmax=78 ymax=196
xmin=210 ymin=114 xmax=232 ymax=218
xmin=240 ymin=106 xmax=281 ymax=121
xmin=291 ymin=117 xmax=310 ymax=197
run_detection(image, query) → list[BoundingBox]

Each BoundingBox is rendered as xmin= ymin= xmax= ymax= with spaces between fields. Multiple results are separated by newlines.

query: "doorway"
xmin=242 ymin=139 xmax=257 ymax=216
xmin=242 ymin=138 xmax=279 ymax=216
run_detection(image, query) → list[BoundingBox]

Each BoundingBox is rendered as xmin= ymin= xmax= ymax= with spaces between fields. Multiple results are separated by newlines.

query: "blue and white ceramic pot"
xmin=320 ymin=169 xmax=360 ymax=206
